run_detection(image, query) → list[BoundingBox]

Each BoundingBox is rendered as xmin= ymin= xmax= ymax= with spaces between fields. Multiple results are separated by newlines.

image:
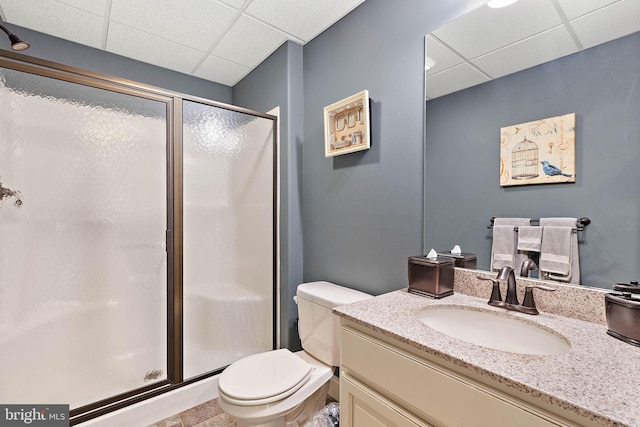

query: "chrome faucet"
xmin=477 ymin=266 xmax=556 ymax=315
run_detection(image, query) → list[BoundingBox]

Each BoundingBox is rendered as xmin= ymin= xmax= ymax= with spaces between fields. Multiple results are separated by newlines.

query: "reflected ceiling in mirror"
xmin=425 ymin=0 xmax=640 ymax=99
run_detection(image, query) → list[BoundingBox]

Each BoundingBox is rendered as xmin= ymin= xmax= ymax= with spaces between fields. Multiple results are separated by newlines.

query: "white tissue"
xmin=426 ymin=248 xmax=438 ymax=259
xmin=451 ymin=245 xmax=462 ymax=255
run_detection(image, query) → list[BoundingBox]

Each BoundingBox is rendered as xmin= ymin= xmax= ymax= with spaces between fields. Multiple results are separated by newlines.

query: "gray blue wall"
xmin=424 ymin=32 xmax=640 ymax=288
xmin=300 ymin=0 xmax=485 ymax=295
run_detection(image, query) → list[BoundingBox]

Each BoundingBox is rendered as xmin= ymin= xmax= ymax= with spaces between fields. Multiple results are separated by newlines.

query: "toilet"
xmin=218 ymin=281 xmax=372 ymax=427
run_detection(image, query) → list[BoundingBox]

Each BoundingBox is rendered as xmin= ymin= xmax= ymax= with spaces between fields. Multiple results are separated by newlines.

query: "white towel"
xmin=491 ymin=218 xmax=531 ymax=272
xmin=539 ymin=218 xmax=580 ymax=284
xmin=517 ymin=226 xmax=542 ymax=252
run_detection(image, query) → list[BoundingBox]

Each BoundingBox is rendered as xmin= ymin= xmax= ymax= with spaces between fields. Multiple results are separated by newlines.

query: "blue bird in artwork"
xmin=541 ymin=161 xmax=573 ymax=178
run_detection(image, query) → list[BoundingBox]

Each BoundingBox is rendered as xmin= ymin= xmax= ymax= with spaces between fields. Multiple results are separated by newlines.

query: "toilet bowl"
xmin=218 ymin=350 xmax=332 ymax=427
xmin=217 ymin=281 xmax=372 ymax=427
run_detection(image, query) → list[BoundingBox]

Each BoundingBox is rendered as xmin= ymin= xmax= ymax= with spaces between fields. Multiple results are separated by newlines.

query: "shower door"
xmin=0 ymin=50 xmax=277 ymax=423
xmin=0 ymin=64 xmax=170 ymax=409
xmin=182 ymin=100 xmax=276 ymax=379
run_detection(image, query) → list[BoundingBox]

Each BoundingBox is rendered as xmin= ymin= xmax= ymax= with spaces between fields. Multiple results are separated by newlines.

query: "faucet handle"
xmin=476 ymin=275 xmax=503 ymax=306
xmin=522 ymin=285 xmax=556 ymax=315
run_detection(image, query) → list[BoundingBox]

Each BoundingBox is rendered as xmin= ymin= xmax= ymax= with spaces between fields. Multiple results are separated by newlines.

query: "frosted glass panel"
xmin=183 ymin=101 xmax=274 ymax=378
xmin=0 ymin=68 xmax=168 ymax=408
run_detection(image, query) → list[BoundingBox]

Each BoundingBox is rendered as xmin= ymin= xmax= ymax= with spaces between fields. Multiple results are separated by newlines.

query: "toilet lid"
xmin=219 ymin=349 xmax=312 ymax=404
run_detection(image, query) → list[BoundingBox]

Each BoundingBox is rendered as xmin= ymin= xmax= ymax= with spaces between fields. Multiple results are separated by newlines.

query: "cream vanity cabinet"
xmin=339 ymin=323 xmax=582 ymax=427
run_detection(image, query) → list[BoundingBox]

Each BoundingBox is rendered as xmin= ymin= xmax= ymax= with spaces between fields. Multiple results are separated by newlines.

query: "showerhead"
xmin=0 ymin=23 xmax=30 ymax=51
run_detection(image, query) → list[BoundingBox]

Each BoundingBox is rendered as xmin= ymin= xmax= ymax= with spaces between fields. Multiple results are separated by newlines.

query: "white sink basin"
xmin=417 ymin=305 xmax=571 ymax=355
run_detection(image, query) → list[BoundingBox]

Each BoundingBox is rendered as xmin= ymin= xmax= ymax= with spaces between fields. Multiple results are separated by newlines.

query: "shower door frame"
xmin=0 ymin=49 xmax=278 ymax=425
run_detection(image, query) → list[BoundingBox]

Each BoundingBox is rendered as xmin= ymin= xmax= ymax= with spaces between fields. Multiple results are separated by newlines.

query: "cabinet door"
xmin=342 ymin=327 xmax=575 ymax=427
xmin=341 ymin=374 xmax=432 ymax=427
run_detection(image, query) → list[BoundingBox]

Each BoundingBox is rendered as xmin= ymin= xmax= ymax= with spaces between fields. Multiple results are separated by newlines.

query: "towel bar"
xmin=487 ymin=217 xmax=590 ymax=232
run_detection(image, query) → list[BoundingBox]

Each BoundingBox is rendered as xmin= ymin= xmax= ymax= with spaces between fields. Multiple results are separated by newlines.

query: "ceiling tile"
xmin=194 ymin=55 xmax=250 ymax=86
xmin=555 ymin=0 xmax=620 ymax=20
xmin=109 ymin=0 xmax=238 ymax=52
xmin=52 ymin=0 xmax=107 ymax=16
xmin=245 ymin=0 xmax=365 ymax=42
xmin=569 ymin=0 xmax=640 ymax=49
xmin=433 ymin=0 xmax=562 ymax=59
xmin=0 ymin=0 xmax=367 ymax=86
xmin=211 ymin=15 xmax=287 ymax=68
xmin=106 ymin=22 xmax=206 ymax=74
xmin=217 ymin=0 xmax=245 ymax=9
xmin=426 ymin=63 xmax=490 ymax=99
xmin=0 ymin=0 xmax=103 ymax=48
xmin=0 ymin=0 xmax=107 ymax=18
xmin=425 ymin=35 xmax=464 ymax=76
xmin=472 ymin=25 xmax=578 ymax=79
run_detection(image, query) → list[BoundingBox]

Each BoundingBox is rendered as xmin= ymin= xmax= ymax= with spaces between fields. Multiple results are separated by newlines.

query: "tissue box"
xmin=408 ymin=256 xmax=454 ymax=299
xmin=437 ymin=252 xmax=477 ymax=269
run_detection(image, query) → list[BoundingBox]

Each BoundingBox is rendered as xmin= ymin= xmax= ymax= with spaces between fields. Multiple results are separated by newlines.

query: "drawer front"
xmin=341 ymin=374 xmax=432 ymax=427
xmin=342 ymin=327 xmax=572 ymax=427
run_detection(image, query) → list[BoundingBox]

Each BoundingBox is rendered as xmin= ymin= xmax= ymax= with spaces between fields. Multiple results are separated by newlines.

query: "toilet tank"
xmin=296 ymin=281 xmax=372 ymax=366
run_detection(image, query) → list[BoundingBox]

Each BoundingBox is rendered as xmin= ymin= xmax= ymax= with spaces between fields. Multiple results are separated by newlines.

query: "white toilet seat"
xmin=218 ymin=350 xmax=334 ymax=426
xmin=218 ymin=349 xmax=312 ymax=406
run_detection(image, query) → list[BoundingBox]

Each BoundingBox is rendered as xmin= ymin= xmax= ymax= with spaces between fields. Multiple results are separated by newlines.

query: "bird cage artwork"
xmin=511 ymin=137 xmax=539 ymax=180
xmin=499 ymin=113 xmax=576 ymax=187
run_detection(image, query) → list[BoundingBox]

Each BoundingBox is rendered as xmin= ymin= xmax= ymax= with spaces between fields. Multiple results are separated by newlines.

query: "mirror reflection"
xmin=423 ymin=0 xmax=640 ymax=289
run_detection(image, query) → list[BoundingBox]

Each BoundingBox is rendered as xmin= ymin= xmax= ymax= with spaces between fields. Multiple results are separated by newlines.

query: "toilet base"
xmin=233 ymin=382 xmax=330 ymax=427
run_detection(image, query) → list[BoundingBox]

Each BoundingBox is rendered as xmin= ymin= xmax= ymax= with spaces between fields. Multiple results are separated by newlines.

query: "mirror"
xmin=423 ymin=0 xmax=640 ymax=289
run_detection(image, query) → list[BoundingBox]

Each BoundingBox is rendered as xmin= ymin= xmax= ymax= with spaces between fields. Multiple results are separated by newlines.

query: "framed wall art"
xmin=324 ymin=90 xmax=371 ymax=157
xmin=499 ymin=113 xmax=576 ymax=186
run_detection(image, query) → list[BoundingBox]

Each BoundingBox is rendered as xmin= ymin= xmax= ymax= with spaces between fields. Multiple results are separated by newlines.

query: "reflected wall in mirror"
xmin=423 ymin=0 xmax=640 ymax=289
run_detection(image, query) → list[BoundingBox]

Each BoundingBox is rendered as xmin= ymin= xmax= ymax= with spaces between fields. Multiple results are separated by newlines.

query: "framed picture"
xmin=324 ymin=90 xmax=371 ymax=157
xmin=499 ymin=113 xmax=576 ymax=186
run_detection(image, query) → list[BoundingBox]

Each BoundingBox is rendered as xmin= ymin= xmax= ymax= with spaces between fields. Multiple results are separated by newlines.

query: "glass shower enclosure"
xmin=0 ymin=50 xmax=276 ymax=423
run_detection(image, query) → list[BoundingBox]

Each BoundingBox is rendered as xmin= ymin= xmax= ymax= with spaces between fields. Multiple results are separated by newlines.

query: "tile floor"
xmin=146 ymin=395 xmax=337 ymax=427
xmin=146 ymin=398 xmax=236 ymax=427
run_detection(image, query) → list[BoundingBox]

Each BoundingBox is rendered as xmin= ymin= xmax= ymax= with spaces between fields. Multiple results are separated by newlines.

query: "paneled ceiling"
xmin=426 ymin=0 xmax=640 ymax=99
xmin=0 ymin=0 xmax=365 ymax=86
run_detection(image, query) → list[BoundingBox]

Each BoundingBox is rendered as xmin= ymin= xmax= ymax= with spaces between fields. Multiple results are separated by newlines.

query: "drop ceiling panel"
xmin=1 ymin=0 xmax=104 ymax=48
xmin=218 ymin=0 xmax=246 ymax=9
xmin=569 ymin=0 xmax=640 ymax=49
xmin=245 ymin=0 xmax=365 ymax=43
xmin=426 ymin=63 xmax=490 ymax=100
xmin=472 ymin=26 xmax=578 ymax=79
xmin=425 ymin=35 xmax=464 ymax=76
xmin=52 ymin=0 xmax=107 ymax=16
xmin=194 ymin=55 xmax=250 ymax=87
xmin=109 ymin=0 xmax=238 ymax=52
xmin=210 ymin=15 xmax=287 ymax=69
xmin=0 ymin=0 xmax=366 ymax=87
xmin=426 ymin=0 xmax=640 ymax=99
xmin=433 ymin=0 xmax=562 ymax=59
xmin=107 ymin=22 xmax=206 ymax=75
xmin=555 ymin=0 xmax=620 ymax=20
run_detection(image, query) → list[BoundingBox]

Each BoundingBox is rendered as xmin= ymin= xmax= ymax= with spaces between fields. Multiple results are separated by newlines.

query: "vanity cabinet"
xmin=342 ymin=374 xmax=432 ymax=427
xmin=340 ymin=324 xmax=579 ymax=427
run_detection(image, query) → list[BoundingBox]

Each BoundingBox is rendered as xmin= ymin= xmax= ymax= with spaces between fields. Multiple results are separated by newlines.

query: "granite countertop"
xmin=334 ymin=289 xmax=640 ymax=427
